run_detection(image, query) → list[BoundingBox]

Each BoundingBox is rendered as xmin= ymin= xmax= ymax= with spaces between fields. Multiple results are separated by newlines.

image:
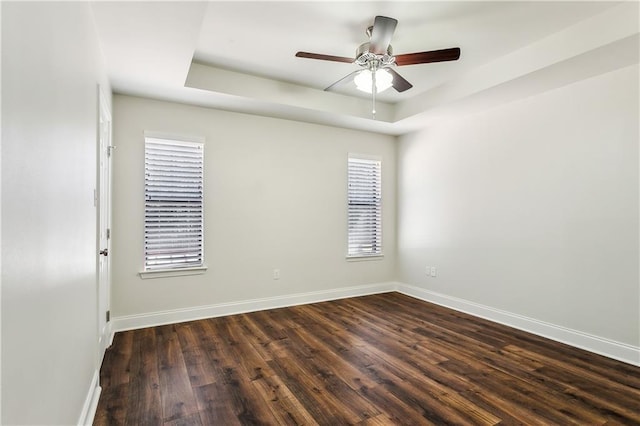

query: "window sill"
xmin=346 ymin=254 xmax=384 ymax=262
xmin=139 ymin=266 xmax=208 ymax=280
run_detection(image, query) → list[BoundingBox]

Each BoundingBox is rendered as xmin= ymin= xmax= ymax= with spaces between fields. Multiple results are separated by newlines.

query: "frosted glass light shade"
xmin=354 ymin=69 xmax=393 ymax=93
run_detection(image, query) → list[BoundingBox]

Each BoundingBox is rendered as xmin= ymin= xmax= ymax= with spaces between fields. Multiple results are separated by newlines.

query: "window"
xmin=347 ymin=155 xmax=382 ymax=257
xmin=144 ymin=137 xmax=204 ymax=271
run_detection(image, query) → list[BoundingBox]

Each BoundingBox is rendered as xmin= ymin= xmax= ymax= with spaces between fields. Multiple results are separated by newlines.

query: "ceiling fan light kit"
xmin=295 ymin=15 xmax=461 ymax=119
xmin=355 ymin=69 xmax=393 ymax=94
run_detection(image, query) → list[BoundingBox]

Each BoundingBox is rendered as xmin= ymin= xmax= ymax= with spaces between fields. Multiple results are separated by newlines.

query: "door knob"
xmin=99 ymin=248 xmax=108 ymax=257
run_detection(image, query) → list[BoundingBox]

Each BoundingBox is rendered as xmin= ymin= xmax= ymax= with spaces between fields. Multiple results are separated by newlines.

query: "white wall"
xmin=0 ymin=1 xmax=3 ymax=421
xmin=112 ymin=95 xmax=396 ymax=318
xmin=398 ymin=65 xmax=639 ymax=347
xmin=1 ymin=2 xmax=110 ymax=424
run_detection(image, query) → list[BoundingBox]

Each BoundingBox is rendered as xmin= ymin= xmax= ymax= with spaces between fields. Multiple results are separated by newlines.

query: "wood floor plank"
xmin=268 ymin=354 xmax=366 ymax=424
xmin=93 ymin=383 xmax=129 ymax=426
xmin=194 ymin=382 xmax=242 ymax=426
xmin=505 ymin=344 xmax=640 ymax=397
xmin=218 ymin=316 xmax=275 ymax=382
xmin=206 ymin=316 xmax=284 ymax=423
xmin=361 ymin=342 xmax=502 ymax=425
xmin=163 ymin=412 xmax=203 ymax=426
xmin=283 ymin=318 xmax=380 ymax=390
xmin=100 ymin=331 xmax=133 ymax=388
xmin=184 ymin=319 xmax=227 ymax=381
xmin=356 ymin=383 xmax=435 ymax=425
xmin=174 ymin=322 xmax=219 ymax=388
xmin=366 ymin=361 xmax=476 ymax=425
xmin=123 ymin=328 xmax=163 ymax=426
xmin=155 ymin=325 xmax=199 ymax=423
xmin=233 ymin=314 xmax=279 ymax=362
xmin=95 ymin=292 xmax=640 ymax=425
xmin=249 ymin=371 xmax=320 ymax=426
xmin=218 ymin=366 xmax=279 ymax=424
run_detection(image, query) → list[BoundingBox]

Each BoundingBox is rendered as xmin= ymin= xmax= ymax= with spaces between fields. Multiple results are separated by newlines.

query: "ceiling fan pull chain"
xmin=372 ymin=67 xmax=377 ymax=120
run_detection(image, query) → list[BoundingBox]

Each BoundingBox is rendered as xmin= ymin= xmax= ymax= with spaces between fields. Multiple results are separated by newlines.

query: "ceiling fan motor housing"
xmin=355 ymin=42 xmax=395 ymax=67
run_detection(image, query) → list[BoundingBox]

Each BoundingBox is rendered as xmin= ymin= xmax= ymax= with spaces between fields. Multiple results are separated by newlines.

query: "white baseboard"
xmin=98 ymin=321 xmax=113 ymax=366
xmin=397 ymin=283 xmax=640 ymax=367
xmin=77 ymin=370 xmax=101 ymax=426
xmin=111 ymin=281 xmax=397 ymax=334
xmin=107 ymin=281 xmax=639 ymax=367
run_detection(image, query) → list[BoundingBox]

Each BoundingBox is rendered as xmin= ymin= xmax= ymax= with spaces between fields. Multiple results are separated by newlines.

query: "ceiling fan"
xmin=296 ymin=15 xmax=461 ymax=119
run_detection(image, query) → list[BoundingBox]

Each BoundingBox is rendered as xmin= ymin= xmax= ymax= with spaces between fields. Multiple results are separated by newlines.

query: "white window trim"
xmin=346 ymin=254 xmax=384 ymax=262
xmin=139 ymin=266 xmax=207 ymax=280
xmin=347 ymin=153 xmax=383 ymax=259
xmin=144 ymin=131 xmax=205 ymax=145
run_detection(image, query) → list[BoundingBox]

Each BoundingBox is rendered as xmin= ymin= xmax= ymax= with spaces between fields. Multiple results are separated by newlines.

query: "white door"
xmin=97 ymin=89 xmax=112 ymax=355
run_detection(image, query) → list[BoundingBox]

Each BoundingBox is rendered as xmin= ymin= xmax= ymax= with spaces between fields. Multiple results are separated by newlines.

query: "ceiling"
xmin=91 ymin=1 xmax=638 ymax=135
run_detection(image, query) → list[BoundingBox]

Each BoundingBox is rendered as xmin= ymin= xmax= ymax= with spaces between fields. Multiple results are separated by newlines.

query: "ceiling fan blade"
xmin=369 ymin=16 xmax=397 ymax=55
xmin=395 ymin=47 xmax=461 ymax=66
xmin=324 ymin=70 xmax=361 ymax=91
xmin=386 ymin=68 xmax=413 ymax=93
xmin=295 ymin=51 xmax=354 ymax=63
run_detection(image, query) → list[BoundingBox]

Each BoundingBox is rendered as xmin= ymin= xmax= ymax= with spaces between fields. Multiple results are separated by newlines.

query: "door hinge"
xmin=106 ymin=310 xmax=110 ymax=322
xmin=106 ymin=228 xmax=111 ymax=239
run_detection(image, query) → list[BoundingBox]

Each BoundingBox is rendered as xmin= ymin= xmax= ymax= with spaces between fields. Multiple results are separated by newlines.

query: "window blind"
xmin=348 ymin=156 xmax=382 ymax=257
xmin=144 ymin=137 xmax=204 ymax=271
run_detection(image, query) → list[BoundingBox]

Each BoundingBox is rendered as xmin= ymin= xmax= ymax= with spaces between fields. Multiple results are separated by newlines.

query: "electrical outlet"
xmin=430 ymin=266 xmax=437 ymax=277
xmin=273 ymin=269 xmax=280 ymax=280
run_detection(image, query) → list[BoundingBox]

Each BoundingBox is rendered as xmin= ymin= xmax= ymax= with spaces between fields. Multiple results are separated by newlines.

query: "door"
xmin=97 ymin=88 xmax=112 ymax=355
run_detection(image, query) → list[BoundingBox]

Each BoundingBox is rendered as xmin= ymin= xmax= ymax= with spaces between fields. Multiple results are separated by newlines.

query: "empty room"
xmin=1 ymin=1 xmax=639 ymax=425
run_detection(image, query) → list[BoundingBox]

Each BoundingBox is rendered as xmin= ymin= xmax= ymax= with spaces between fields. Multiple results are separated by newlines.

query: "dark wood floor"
xmin=94 ymin=292 xmax=640 ymax=425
